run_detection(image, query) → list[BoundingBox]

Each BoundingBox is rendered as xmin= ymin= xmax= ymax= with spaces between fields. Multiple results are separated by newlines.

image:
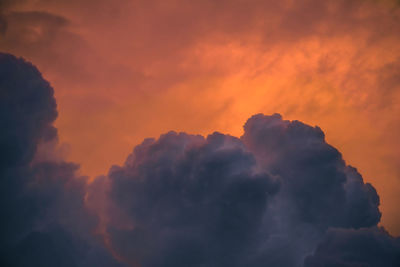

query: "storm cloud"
xmin=1 ymin=52 xmax=399 ymax=266
xmin=97 ymin=114 xmax=394 ymax=266
xmin=304 ymin=227 xmax=400 ymax=267
xmin=0 ymin=53 xmax=122 ymax=266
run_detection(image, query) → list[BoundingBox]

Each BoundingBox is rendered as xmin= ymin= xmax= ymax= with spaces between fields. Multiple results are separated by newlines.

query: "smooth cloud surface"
xmin=1 ymin=53 xmax=399 ymax=266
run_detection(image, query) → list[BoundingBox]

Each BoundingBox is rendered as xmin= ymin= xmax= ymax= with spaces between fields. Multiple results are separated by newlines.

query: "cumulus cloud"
xmin=304 ymin=227 xmax=400 ymax=267
xmin=0 ymin=53 xmax=122 ymax=266
xmin=1 ymin=3 xmax=399 ymax=234
xmin=0 ymin=53 xmax=57 ymax=168
xmin=105 ymin=132 xmax=279 ymax=266
xmin=96 ymin=113 xmax=395 ymax=266
xmin=1 ymin=51 xmax=399 ymax=266
xmin=242 ymin=113 xmax=381 ymax=229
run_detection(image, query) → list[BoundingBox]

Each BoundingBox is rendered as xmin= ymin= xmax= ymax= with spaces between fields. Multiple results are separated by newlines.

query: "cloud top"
xmin=0 ymin=52 xmax=398 ymax=266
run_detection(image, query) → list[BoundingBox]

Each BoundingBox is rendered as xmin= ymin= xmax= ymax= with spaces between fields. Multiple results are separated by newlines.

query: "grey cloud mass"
xmin=98 ymin=114 xmax=393 ymax=266
xmin=1 ymin=52 xmax=399 ymax=266
xmin=0 ymin=53 xmax=123 ymax=267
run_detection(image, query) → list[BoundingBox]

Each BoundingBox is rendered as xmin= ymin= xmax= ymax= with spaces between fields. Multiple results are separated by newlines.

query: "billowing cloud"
xmin=1 ymin=51 xmax=399 ymax=266
xmin=95 ymin=113 xmax=394 ymax=266
xmin=0 ymin=53 xmax=123 ymax=266
xmin=1 ymin=0 xmax=398 ymax=236
xmin=304 ymin=227 xmax=400 ymax=267
xmin=242 ymin=114 xmax=381 ymax=229
xmin=105 ymin=132 xmax=279 ymax=266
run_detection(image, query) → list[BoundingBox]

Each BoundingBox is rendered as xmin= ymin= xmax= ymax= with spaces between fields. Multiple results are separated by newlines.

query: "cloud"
xmin=0 ymin=53 xmax=123 ymax=266
xmin=304 ymin=227 xmax=400 ymax=267
xmin=105 ymin=132 xmax=279 ymax=266
xmin=1 ymin=51 xmax=399 ymax=266
xmin=1 ymin=3 xmax=399 ymax=237
xmin=242 ymin=114 xmax=381 ymax=229
xmin=0 ymin=53 xmax=57 ymax=168
xmin=2 ymin=11 xmax=68 ymax=46
xmin=97 ymin=113 xmax=393 ymax=266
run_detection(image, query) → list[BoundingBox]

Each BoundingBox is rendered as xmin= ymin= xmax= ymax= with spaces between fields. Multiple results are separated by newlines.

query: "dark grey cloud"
xmin=99 ymin=113 xmax=394 ymax=267
xmin=106 ymin=132 xmax=279 ymax=266
xmin=242 ymin=113 xmax=381 ymax=229
xmin=0 ymin=53 xmax=57 ymax=169
xmin=304 ymin=227 xmax=400 ymax=267
xmin=1 ymin=51 xmax=398 ymax=266
xmin=0 ymin=53 xmax=123 ymax=266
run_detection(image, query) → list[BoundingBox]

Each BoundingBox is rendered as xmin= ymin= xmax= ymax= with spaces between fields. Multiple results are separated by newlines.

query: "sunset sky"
xmin=1 ymin=0 xmax=400 ymax=266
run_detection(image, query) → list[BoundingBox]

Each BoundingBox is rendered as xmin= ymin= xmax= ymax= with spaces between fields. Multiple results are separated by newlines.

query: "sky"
xmin=0 ymin=0 xmax=400 ymax=266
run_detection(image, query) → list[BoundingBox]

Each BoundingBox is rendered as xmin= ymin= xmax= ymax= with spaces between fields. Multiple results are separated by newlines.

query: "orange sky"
xmin=1 ymin=0 xmax=399 ymax=235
